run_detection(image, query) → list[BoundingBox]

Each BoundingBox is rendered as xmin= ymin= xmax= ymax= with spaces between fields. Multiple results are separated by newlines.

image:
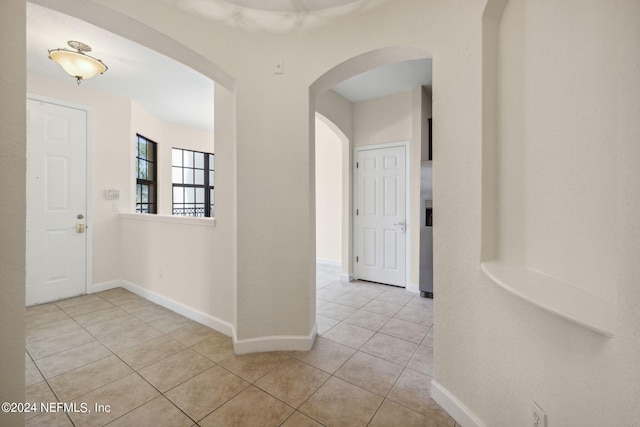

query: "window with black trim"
xmin=172 ymin=148 xmax=214 ymax=217
xmin=136 ymin=134 xmax=157 ymax=214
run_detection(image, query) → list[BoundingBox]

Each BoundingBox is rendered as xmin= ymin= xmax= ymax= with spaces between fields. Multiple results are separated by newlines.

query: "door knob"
xmin=393 ymin=220 xmax=406 ymax=231
xmin=75 ymin=221 xmax=86 ymax=233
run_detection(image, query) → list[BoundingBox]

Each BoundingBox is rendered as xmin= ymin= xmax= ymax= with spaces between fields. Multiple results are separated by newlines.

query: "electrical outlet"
xmin=532 ymin=401 xmax=546 ymax=427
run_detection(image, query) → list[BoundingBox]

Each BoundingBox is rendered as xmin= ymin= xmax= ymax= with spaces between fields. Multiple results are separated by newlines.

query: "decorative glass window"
xmin=136 ymin=134 xmax=157 ymax=214
xmin=172 ymin=148 xmax=214 ymax=217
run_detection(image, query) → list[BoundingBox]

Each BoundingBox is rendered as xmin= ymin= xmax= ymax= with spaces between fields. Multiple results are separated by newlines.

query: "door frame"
xmin=353 ymin=141 xmax=410 ymax=287
xmin=27 ymin=93 xmax=94 ymax=299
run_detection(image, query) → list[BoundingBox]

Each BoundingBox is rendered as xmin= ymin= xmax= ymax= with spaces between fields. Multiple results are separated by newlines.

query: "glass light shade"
xmin=48 ymin=49 xmax=107 ymax=81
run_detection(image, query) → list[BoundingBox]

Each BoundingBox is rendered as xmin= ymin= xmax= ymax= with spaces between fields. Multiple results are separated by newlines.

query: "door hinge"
xmin=356 ymin=256 xmax=359 ymax=262
xmin=356 ymin=162 xmax=359 ymax=168
xmin=356 ymin=209 xmax=359 ymax=215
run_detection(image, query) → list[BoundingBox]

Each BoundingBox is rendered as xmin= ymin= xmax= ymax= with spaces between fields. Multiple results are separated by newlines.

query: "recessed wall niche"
xmin=480 ymin=0 xmax=617 ymax=337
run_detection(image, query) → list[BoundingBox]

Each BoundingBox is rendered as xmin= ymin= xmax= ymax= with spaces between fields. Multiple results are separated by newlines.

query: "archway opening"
xmin=310 ymin=45 xmax=434 ymax=338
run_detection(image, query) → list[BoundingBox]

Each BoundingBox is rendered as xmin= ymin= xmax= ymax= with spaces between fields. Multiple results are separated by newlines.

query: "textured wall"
xmin=10 ymin=0 xmax=639 ymax=424
xmin=0 ymin=0 xmax=26 ymax=425
xmin=442 ymin=0 xmax=638 ymax=425
xmin=27 ymin=72 xmax=132 ymax=285
xmin=315 ymin=117 xmax=343 ymax=263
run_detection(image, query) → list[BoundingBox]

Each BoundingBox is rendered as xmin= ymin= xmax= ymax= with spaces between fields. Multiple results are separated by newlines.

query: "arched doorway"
xmin=311 ymin=46 xmax=433 ymax=293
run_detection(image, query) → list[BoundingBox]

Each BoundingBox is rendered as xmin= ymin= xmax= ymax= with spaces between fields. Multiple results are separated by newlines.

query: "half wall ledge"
xmin=480 ymin=261 xmax=616 ymax=338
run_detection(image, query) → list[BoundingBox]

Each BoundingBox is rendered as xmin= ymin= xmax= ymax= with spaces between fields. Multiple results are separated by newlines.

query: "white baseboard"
xmin=316 ymin=258 xmax=341 ymax=267
xmin=406 ymin=282 xmax=420 ymax=294
xmin=340 ymin=273 xmax=354 ymax=282
xmin=431 ymin=379 xmax=486 ymax=427
xmin=91 ymin=280 xmax=122 ymax=294
xmin=93 ymin=280 xmax=317 ymax=354
xmin=233 ymin=322 xmax=318 ymax=355
xmin=93 ymin=280 xmax=233 ymax=337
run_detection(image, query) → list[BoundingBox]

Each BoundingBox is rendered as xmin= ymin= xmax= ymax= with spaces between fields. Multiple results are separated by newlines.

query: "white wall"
xmin=121 ymin=98 xmax=234 ymax=327
xmin=316 ymin=90 xmax=353 ymax=277
xmin=5 ymin=0 xmax=640 ymax=424
xmin=0 ymin=0 xmax=26 ymax=423
xmin=130 ymin=101 xmax=214 ymax=215
xmin=353 ymin=89 xmax=427 ymax=287
xmin=26 ymin=71 xmax=234 ymax=330
xmin=315 ymin=117 xmax=343 ymax=264
xmin=432 ymin=0 xmax=639 ymax=426
xmin=316 ymin=90 xmax=354 ymax=142
xmin=496 ymin=0 xmax=616 ymax=302
xmin=353 ymin=90 xmax=413 ymax=147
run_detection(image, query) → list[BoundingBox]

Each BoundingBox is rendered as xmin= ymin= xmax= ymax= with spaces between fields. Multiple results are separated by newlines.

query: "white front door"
xmin=26 ymin=99 xmax=88 ymax=306
xmin=355 ymin=145 xmax=406 ymax=286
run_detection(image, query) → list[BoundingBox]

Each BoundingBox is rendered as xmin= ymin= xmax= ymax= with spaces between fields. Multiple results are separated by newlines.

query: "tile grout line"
xmin=25 ymin=269 xmax=439 ymax=426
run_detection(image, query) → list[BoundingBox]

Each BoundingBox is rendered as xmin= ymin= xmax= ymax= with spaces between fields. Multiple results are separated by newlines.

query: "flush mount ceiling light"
xmin=48 ymin=40 xmax=108 ymax=85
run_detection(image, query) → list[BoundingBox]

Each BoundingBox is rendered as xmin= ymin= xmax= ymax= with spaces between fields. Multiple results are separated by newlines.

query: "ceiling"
xmin=27 ymin=2 xmax=215 ymax=132
xmin=27 ymin=2 xmax=432 ymax=132
xmin=168 ymin=0 xmax=391 ymax=33
xmin=221 ymin=0 xmax=363 ymax=12
xmin=332 ymin=58 xmax=432 ymax=103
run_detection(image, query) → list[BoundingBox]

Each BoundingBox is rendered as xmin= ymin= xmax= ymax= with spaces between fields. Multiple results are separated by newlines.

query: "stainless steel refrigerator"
xmin=419 ymin=161 xmax=433 ymax=298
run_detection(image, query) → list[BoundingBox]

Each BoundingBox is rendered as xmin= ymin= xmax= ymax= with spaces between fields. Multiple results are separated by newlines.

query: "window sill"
xmin=480 ymin=261 xmax=615 ymax=337
xmin=120 ymin=213 xmax=216 ymax=227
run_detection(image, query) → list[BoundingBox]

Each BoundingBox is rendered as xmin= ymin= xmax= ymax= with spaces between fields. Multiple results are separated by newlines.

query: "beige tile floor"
xmin=24 ymin=265 xmax=458 ymax=426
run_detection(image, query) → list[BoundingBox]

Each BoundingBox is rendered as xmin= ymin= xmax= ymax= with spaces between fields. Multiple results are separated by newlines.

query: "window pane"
xmin=209 ymin=170 xmax=214 ymax=185
xmin=195 ymin=152 xmax=205 ymax=169
xmin=172 ymin=167 xmax=182 ymax=183
xmin=210 ymin=189 xmax=214 ymax=205
xmin=210 ymin=154 xmax=214 ymax=170
xmin=184 ymin=150 xmax=194 ymax=167
xmin=196 ymin=187 xmax=205 ymax=203
xmin=136 ymin=135 xmax=157 ymax=215
xmin=172 ymin=148 xmax=182 ymax=166
xmin=137 ymin=160 xmax=147 ymax=180
xmin=195 ymin=169 xmax=204 ymax=185
xmin=173 ymin=187 xmax=184 ymax=203
xmin=184 ymin=169 xmax=194 ymax=184
xmin=185 ymin=187 xmax=195 ymax=203
xmin=141 ymin=185 xmax=149 ymax=203
xmin=138 ymin=140 xmax=146 ymax=158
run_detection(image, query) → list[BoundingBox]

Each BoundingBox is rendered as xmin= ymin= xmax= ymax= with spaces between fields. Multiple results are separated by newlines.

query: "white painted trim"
xmin=431 ymin=380 xmax=486 ymax=427
xmin=119 ymin=212 xmax=216 ymax=227
xmin=93 ymin=280 xmax=317 ymax=354
xmin=233 ymin=322 xmax=317 ymax=355
xmin=316 ymin=258 xmax=341 ymax=267
xmin=406 ymin=282 xmax=419 ymax=294
xmin=91 ymin=280 xmax=122 ymax=293
xmin=481 ymin=261 xmax=615 ymax=337
xmin=339 ymin=273 xmax=354 ymax=282
xmin=92 ymin=280 xmax=233 ymax=337
xmin=353 ymin=141 xmax=410 ymax=287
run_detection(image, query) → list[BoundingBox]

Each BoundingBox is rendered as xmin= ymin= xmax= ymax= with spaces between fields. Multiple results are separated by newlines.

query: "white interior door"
xmin=26 ymin=99 xmax=88 ymax=306
xmin=355 ymin=145 xmax=406 ymax=286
